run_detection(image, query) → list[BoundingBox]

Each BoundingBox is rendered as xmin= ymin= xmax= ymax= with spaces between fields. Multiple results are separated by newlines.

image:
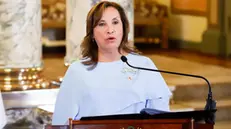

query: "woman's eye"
xmin=98 ymin=23 xmax=105 ymax=26
xmin=113 ymin=21 xmax=119 ymax=24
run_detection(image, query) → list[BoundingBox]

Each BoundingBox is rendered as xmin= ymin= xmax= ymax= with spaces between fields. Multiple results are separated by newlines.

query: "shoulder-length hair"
xmin=80 ymin=1 xmax=140 ymax=70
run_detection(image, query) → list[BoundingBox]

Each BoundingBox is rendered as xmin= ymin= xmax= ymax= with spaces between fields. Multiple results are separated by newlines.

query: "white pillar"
xmin=0 ymin=0 xmax=45 ymax=91
xmin=65 ymin=0 xmax=134 ymax=65
xmin=0 ymin=0 xmax=42 ymax=68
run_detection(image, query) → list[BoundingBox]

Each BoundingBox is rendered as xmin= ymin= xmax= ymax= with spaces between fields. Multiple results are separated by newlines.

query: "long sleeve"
xmin=52 ymin=62 xmax=84 ymax=125
xmin=144 ymin=57 xmax=172 ymax=111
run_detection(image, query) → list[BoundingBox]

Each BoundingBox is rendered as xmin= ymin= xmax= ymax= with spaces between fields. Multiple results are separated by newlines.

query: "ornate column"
xmin=65 ymin=0 xmax=134 ymax=65
xmin=201 ymin=0 xmax=228 ymax=56
xmin=0 ymin=0 xmax=48 ymax=91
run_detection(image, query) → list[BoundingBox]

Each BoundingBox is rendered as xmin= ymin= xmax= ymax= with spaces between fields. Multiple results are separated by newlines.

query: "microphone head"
xmin=121 ymin=56 xmax=127 ymax=62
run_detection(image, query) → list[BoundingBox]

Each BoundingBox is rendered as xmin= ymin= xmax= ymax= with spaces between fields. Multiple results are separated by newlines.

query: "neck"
xmin=98 ymin=49 xmax=127 ymax=62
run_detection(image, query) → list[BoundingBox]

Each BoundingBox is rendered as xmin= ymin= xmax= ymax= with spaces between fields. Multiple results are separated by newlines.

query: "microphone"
xmin=121 ymin=55 xmax=216 ymax=124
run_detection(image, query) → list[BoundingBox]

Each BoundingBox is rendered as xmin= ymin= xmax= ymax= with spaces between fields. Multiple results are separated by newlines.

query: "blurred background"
xmin=0 ymin=0 xmax=231 ymax=128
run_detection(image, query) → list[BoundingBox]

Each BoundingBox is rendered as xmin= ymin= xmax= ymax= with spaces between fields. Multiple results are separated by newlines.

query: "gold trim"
xmin=171 ymin=0 xmax=207 ymax=16
xmin=0 ymin=67 xmax=42 ymax=73
xmin=208 ymin=0 xmax=219 ymax=28
xmin=0 ymin=67 xmax=51 ymax=91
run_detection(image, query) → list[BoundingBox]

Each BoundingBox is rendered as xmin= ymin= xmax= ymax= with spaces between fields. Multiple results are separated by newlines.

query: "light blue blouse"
xmin=52 ymin=53 xmax=172 ymax=125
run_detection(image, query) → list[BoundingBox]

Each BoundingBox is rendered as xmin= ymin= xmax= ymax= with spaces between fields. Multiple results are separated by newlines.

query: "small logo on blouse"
xmin=121 ymin=67 xmax=139 ymax=81
xmin=128 ymin=76 xmax=132 ymax=80
xmin=121 ymin=67 xmax=138 ymax=75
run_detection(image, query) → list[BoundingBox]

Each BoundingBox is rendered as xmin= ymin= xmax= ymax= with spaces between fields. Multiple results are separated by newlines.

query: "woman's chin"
xmin=105 ymin=43 xmax=119 ymax=48
xmin=103 ymin=46 xmax=119 ymax=52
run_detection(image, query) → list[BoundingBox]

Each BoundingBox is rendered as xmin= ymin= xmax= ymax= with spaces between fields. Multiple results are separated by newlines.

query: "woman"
xmin=52 ymin=1 xmax=172 ymax=125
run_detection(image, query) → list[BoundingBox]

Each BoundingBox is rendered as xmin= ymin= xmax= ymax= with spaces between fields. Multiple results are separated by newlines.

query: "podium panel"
xmin=46 ymin=110 xmax=215 ymax=129
xmin=46 ymin=119 xmax=213 ymax=129
xmin=72 ymin=119 xmax=188 ymax=129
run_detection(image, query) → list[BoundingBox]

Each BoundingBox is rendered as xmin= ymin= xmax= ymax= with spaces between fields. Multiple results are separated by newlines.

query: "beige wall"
xmin=157 ymin=0 xmax=208 ymax=43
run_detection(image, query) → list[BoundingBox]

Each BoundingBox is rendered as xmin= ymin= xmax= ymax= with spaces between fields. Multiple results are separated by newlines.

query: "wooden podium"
xmin=45 ymin=118 xmax=213 ymax=129
xmin=45 ymin=110 xmax=215 ymax=129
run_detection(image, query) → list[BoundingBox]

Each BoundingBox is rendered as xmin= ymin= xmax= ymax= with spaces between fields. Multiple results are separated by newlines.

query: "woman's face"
xmin=93 ymin=7 xmax=123 ymax=53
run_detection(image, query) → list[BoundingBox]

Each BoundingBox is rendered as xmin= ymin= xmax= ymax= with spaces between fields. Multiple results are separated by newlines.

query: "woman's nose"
xmin=106 ymin=26 xmax=115 ymax=34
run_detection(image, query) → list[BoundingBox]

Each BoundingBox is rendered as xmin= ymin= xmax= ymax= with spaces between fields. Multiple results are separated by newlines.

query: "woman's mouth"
xmin=106 ymin=37 xmax=116 ymax=42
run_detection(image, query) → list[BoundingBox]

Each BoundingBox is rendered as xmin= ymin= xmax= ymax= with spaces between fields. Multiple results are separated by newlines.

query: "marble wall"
xmin=65 ymin=0 xmax=134 ymax=64
xmin=0 ymin=0 xmax=42 ymax=68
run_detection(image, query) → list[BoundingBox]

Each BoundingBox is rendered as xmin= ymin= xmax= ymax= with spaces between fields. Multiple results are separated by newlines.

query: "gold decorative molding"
xmin=208 ymin=0 xmax=219 ymax=28
xmin=42 ymin=0 xmax=66 ymax=29
xmin=171 ymin=0 xmax=207 ymax=16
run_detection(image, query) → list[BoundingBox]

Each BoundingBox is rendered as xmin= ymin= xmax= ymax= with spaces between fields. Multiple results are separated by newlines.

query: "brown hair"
xmin=80 ymin=1 xmax=140 ymax=70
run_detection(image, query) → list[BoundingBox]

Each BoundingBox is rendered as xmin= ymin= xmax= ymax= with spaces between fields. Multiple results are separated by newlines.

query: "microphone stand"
xmin=121 ymin=56 xmax=216 ymax=124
